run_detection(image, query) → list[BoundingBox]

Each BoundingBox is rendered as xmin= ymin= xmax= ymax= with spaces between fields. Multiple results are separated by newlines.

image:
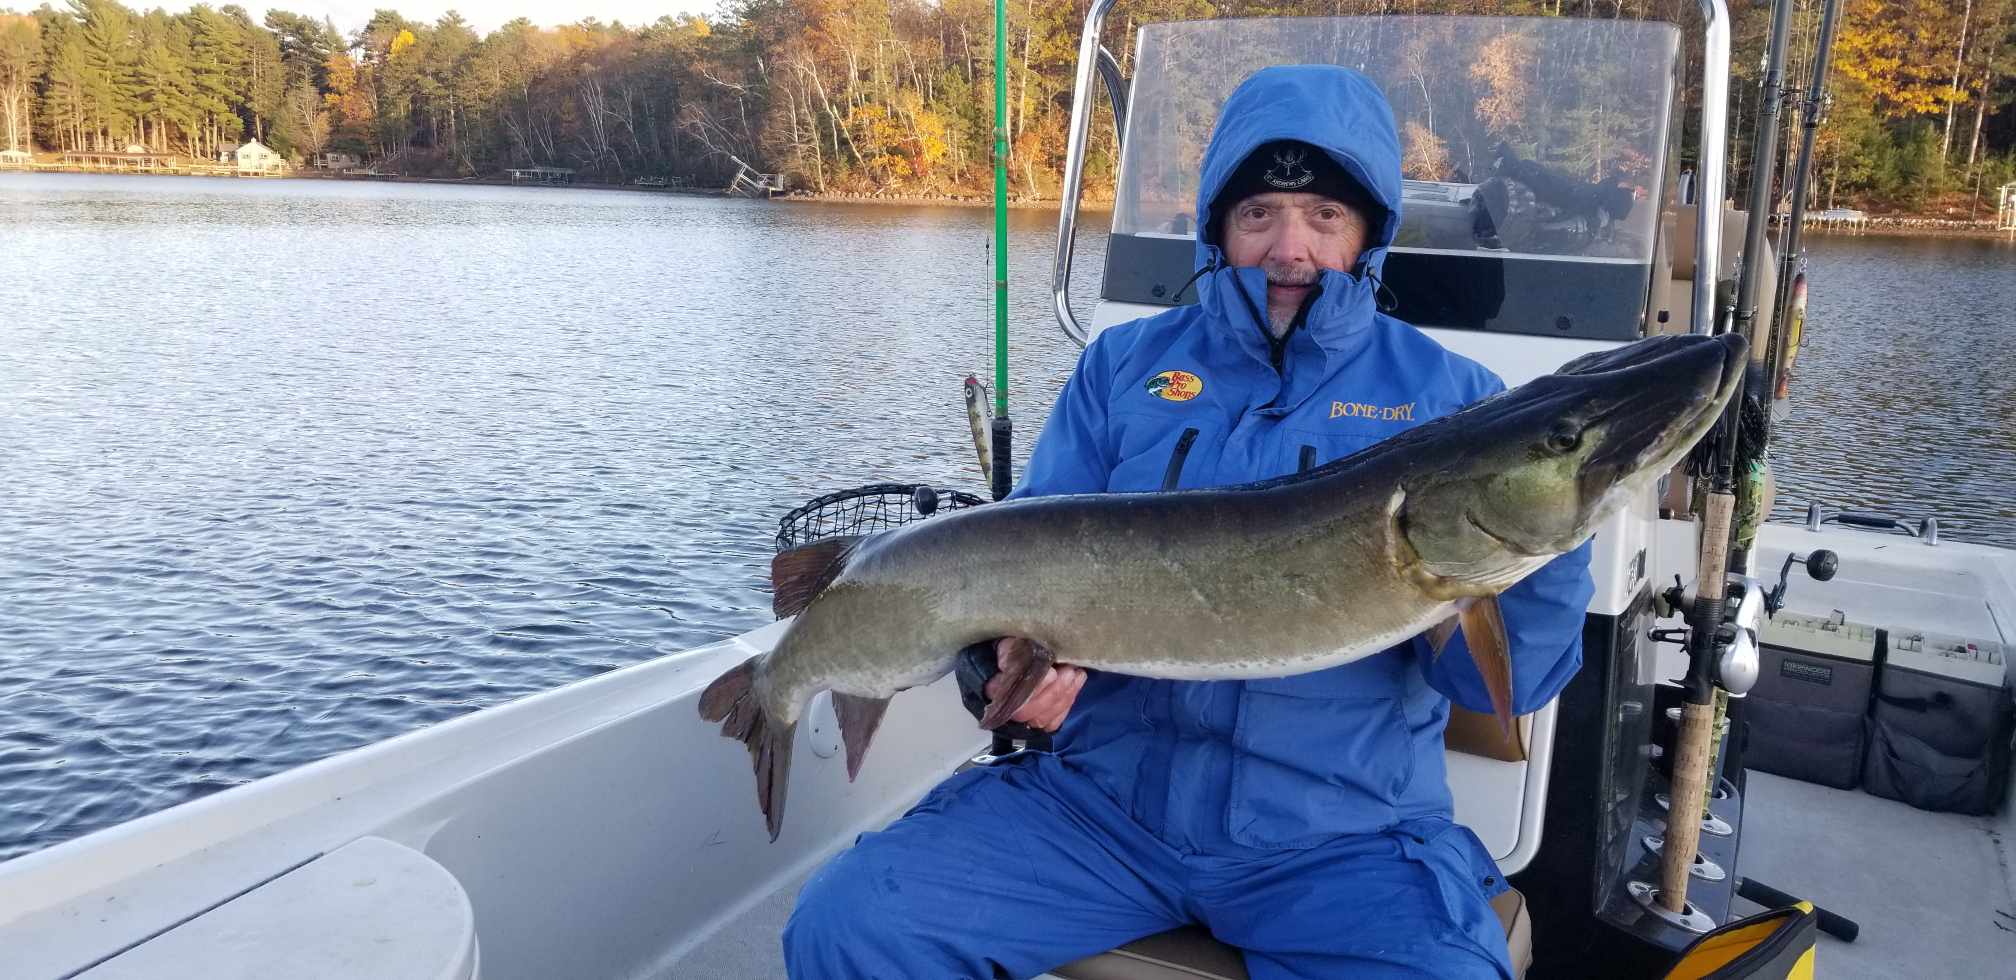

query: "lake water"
xmin=2 ymin=174 xmax=2012 ymax=861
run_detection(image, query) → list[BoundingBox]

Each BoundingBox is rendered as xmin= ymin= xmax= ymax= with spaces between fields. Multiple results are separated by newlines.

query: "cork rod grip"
xmin=1659 ymin=700 xmax=1718 ymax=913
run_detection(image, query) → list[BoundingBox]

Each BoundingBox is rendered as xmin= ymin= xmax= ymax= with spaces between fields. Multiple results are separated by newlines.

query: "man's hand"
xmin=985 ymin=637 xmax=1087 ymax=732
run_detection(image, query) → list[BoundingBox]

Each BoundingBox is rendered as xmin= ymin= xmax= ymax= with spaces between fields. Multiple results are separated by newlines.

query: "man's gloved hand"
xmin=954 ymin=638 xmax=1088 ymax=734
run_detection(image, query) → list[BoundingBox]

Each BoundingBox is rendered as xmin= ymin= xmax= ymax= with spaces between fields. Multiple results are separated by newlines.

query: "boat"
xmin=3 ymin=4 xmax=2010 ymax=979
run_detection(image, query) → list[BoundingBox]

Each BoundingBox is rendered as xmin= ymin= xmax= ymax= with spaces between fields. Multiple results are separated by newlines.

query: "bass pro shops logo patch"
xmin=1145 ymin=370 xmax=1204 ymax=402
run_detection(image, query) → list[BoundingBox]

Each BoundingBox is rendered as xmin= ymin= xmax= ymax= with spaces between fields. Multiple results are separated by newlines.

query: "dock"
xmin=506 ymin=166 xmax=576 ymax=186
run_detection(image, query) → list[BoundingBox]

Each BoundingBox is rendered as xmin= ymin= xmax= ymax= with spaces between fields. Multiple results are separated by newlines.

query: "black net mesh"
xmin=775 ymin=484 xmax=989 ymax=552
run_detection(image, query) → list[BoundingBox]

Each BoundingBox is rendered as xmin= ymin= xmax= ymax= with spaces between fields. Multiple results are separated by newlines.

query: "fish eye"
xmin=1545 ymin=423 xmax=1582 ymax=454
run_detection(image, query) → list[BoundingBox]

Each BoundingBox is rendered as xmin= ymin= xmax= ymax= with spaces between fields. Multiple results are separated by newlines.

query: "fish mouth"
xmin=1578 ymin=333 xmax=1747 ymax=482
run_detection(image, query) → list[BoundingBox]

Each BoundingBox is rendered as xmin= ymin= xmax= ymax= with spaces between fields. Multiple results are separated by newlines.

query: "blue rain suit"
xmin=786 ymin=65 xmax=1594 ymax=980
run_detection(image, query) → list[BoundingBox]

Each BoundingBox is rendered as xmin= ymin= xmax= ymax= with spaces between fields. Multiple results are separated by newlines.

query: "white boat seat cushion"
xmin=1049 ymin=887 xmax=1532 ymax=980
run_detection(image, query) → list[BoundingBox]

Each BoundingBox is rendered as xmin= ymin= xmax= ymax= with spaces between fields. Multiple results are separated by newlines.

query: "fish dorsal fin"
xmin=770 ymin=535 xmax=865 ymax=619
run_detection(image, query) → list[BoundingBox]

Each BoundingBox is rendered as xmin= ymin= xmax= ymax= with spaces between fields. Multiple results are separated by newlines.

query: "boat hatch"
xmin=71 ymin=837 xmax=477 ymax=980
xmin=1100 ymin=16 xmax=1681 ymax=343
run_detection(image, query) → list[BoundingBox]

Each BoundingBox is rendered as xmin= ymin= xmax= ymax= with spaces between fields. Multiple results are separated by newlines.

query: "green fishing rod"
xmin=989 ymin=0 xmax=1013 ymax=502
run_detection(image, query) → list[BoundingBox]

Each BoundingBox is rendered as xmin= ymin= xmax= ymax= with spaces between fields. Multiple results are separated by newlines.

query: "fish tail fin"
xmin=699 ymin=655 xmax=798 ymax=841
xmin=830 ymin=692 xmax=892 ymax=781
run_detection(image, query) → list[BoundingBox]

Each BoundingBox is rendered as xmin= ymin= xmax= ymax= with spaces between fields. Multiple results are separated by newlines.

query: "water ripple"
xmin=1766 ymin=234 xmax=2016 ymax=544
xmin=0 ymin=175 xmax=1091 ymax=861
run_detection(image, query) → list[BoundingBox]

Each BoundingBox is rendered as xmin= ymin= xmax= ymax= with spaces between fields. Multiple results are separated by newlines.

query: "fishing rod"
xmin=988 ymin=0 xmax=1013 ymax=502
xmin=1661 ymin=0 xmax=1855 ymax=929
xmin=1766 ymin=0 xmax=1846 ymax=436
xmin=1657 ymin=0 xmax=1793 ymax=921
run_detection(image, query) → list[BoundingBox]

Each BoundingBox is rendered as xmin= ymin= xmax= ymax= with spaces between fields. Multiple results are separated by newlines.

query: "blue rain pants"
xmin=784 ymin=753 xmax=1511 ymax=980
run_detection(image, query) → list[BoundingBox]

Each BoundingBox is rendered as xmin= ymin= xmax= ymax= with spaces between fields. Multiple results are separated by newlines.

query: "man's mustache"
xmin=1263 ymin=263 xmax=1319 ymax=286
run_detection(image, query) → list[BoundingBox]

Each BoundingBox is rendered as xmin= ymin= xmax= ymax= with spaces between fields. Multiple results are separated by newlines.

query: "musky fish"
xmin=703 ymin=333 xmax=1747 ymax=839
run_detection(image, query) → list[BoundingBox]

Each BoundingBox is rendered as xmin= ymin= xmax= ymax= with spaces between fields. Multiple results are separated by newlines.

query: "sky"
xmin=159 ymin=0 xmax=715 ymax=34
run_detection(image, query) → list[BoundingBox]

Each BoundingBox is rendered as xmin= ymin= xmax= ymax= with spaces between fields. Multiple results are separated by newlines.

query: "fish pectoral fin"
xmin=976 ymin=637 xmax=1055 ymax=731
xmin=1459 ymin=595 xmax=1517 ymax=738
xmin=830 ymin=692 xmax=892 ymax=781
xmin=1426 ymin=612 xmax=1462 ymax=656
xmin=770 ymin=534 xmax=866 ymax=619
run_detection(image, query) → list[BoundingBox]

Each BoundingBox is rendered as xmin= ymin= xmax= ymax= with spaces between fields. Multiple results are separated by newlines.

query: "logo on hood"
xmin=1146 ymin=370 xmax=1204 ymax=402
xmin=1264 ymin=148 xmax=1314 ymax=189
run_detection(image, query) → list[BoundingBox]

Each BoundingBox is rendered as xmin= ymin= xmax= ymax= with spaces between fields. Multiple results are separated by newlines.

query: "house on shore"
xmin=231 ymin=140 xmax=288 ymax=176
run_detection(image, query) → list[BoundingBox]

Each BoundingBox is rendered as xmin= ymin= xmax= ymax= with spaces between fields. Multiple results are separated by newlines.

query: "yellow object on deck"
xmin=1663 ymin=901 xmax=1818 ymax=979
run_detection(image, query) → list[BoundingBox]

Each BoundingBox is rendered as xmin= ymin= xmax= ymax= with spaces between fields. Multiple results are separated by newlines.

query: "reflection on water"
xmin=0 ymin=175 xmax=2009 ymax=861
xmin=1767 ymin=233 xmax=2016 ymax=545
xmin=0 ymin=174 xmax=1097 ymax=860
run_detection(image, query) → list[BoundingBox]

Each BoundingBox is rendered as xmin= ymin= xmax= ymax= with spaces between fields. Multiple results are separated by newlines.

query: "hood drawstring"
xmin=1366 ymin=267 xmax=1399 ymax=313
xmin=1171 ymin=256 xmax=1219 ymax=304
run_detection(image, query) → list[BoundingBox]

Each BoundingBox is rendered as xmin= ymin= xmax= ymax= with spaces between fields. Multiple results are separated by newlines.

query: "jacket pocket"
xmin=1228 ymin=657 xmax=1415 ymax=848
xmin=1108 ymin=414 xmax=1220 ymax=492
xmin=1160 ymin=427 xmax=1201 ymax=490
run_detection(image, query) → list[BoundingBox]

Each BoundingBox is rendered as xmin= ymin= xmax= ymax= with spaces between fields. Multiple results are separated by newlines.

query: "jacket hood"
xmin=1193 ymin=65 xmax=1404 ymax=277
xmin=1187 ymin=65 xmax=1406 ymax=387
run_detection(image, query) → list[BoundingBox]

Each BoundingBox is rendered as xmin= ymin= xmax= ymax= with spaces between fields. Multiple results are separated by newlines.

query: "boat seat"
xmin=1047 ymin=887 xmax=1532 ymax=980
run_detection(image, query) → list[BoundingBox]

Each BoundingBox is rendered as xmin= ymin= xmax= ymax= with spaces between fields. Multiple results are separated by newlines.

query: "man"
xmin=785 ymin=65 xmax=1593 ymax=980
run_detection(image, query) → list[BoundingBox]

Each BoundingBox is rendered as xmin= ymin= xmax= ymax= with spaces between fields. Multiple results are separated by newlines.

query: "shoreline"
xmin=776 ymin=190 xmax=1109 ymax=211
xmin=5 ymin=167 xmax=2003 ymax=235
xmin=1805 ymin=224 xmax=2015 ymax=241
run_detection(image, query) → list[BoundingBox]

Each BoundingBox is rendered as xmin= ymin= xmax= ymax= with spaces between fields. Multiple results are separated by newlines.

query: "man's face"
xmin=1221 ymin=192 xmax=1372 ymax=333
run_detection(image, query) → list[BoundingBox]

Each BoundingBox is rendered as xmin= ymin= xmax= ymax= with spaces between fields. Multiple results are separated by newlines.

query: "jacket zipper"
xmin=1161 ymin=428 xmax=1201 ymax=490
xmin=1298 ymin=445 xmax=1318 ymax=473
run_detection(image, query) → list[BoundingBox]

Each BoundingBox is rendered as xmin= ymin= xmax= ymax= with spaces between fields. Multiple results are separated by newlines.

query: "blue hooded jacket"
xmin=1008 ymin=66 xmax=1595 ymax=855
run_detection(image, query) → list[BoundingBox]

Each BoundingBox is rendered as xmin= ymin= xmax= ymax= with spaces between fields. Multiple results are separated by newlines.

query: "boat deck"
xmin=669 ymin=767 xmax=2016 ymax=978
xmin=1734 ymin=770 xmax=2016 ymax=979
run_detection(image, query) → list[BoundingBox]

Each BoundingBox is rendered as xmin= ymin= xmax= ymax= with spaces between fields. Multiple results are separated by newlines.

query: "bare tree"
xmin=0 ymin=15 xmax=39 ymax=153
xmin=287 ymin=81 xmax=330 ymax=162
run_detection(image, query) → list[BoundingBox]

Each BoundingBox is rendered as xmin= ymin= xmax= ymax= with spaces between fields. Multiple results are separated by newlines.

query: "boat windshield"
xmin=1113 ymin=16 xmax=1680 ymax=263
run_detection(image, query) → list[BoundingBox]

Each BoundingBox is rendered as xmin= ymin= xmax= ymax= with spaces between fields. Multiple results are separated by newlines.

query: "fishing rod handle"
xmin=1658 ymin=701 xmax=1718 ymax=914
xmin=991 ymin=416 xmax=1014 ymax=502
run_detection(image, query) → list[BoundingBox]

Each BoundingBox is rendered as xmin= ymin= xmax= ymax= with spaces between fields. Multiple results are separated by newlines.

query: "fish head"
xmin=1399 ymin=333 xmax=1746 ymax=594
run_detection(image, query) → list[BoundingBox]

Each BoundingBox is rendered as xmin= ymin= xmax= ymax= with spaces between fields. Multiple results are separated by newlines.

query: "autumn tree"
xmin=0 ymin=14 xmax=38 ymax=152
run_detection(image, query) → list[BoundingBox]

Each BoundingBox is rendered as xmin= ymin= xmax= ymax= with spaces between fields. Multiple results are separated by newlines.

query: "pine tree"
xmin=246 ymin=26 xmax=284 ymax=144
xmin=41 ymin=27 xmax=90 ymax=151
xmin=134 ymin=35 xmax=195 ymax=152
xmin=263 ymin=10 xmax=339 ymax=90
xmin=73 ymin=0 xmax=141 ymax=148
xmin=183 ymin=7 xmax=244 ymax=159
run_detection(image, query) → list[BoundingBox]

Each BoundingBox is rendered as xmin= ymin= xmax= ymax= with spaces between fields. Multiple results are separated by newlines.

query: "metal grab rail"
xmin=1803 ymin=503 xmax=1941 ymax=545
xmin=1051 ymin=0 xmax=1122 ymax=348
xmin=1691 ymin=0 xmax=1730 ymax=335
xmin=1049 ymin=2 xmax=1733 ymax=347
